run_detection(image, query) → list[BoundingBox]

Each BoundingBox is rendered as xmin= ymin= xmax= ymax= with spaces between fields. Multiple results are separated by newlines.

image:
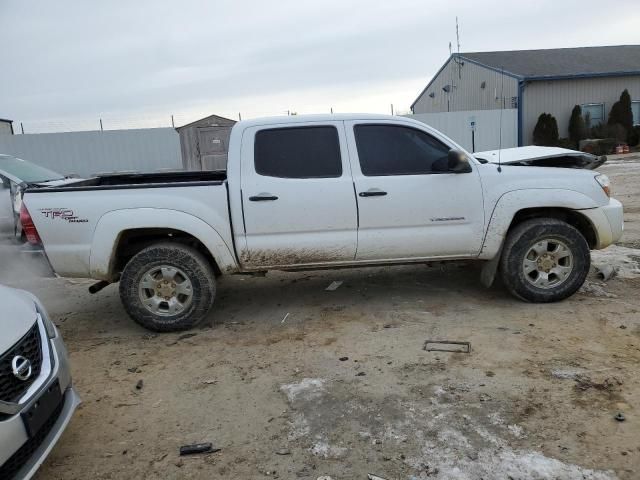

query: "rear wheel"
xmin=119 ymin=242 xmax=216 ymax=331
xmin=500 ymin=218 xmax=590 ymax=302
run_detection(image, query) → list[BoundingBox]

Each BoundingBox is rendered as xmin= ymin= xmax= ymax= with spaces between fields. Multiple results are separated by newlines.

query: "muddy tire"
xmin=500 ymin=218 xmax=590 ymax=303
xmin=119 ymin=242 xmax=216 ymax=332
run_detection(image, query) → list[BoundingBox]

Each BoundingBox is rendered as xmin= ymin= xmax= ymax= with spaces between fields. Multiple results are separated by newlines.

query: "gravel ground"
xmin=1 ymin=156 xmax=639 ymax=480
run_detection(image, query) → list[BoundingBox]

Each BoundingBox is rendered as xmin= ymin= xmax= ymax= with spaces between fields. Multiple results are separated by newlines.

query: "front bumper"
xmin=0 ymin=322 xmax=80 ymax=480
xmin=0 ymin=386 xmax=80 ymax=480
xmin=580 ymin=197 xmax=624 ymax=249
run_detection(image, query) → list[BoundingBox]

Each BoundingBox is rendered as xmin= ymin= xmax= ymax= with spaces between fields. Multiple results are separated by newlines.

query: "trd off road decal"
xmin=40 ymin=208 xmax=89 ymax=223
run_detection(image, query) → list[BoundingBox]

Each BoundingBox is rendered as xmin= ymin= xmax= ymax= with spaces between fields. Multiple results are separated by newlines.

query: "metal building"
xmin=0 ymin=128 xmax=181 ymax=177
xmin=412 ymin=45 xmax=640 ymax=145
xmin=177 ymin=114 xmax=236 ymax=171
xmin=0 ymin=118 xmax=14 ymax=135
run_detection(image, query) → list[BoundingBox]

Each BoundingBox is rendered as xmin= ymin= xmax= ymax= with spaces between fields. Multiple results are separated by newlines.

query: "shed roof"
xmin=460 ymin=45 xmax=640 ymax=79
xmin=176 ymin=114 xmax=236 ymax=130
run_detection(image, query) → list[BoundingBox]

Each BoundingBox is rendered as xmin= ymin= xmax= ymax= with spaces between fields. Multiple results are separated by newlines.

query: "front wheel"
xmin=500 ymin=218 xmax=590 ymax=302
xmin=119 ymin=242 xmax=216 ymax=332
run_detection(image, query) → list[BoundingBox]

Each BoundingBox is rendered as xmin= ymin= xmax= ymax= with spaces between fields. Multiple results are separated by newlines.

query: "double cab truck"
xmin=21 ymin=114 xmax=623 ymax=331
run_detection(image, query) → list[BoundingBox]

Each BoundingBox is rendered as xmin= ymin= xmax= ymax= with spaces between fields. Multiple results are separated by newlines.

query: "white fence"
xmin=406 ymin=109 xmax=518 ymax=153
xmin=0 ymin=128 xmax=181 ymax=177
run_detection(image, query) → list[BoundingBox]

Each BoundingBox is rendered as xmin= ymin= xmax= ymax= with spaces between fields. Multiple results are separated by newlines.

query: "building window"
xmin=581 ymin=103 xmax=604 ymax=128
xmin=632 ymin=101 xmax=640 ymax=126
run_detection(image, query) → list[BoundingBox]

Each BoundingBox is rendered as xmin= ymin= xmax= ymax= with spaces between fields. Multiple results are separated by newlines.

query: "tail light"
xmin=20 ymin=203 xmax=42 ymax=245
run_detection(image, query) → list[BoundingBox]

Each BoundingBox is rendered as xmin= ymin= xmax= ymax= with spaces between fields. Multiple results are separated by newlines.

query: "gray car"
xmin=0 ymin=154 xmax=78 ymax=241
xmin=0 ymin=285 xmax=80 ymax=479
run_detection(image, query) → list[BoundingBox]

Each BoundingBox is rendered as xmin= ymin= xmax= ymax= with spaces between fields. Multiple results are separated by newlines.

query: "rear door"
xmin=346 ymin=120 xmax=485 ymax=260
xmin=240 ymin=121 xmax=358 ymax=268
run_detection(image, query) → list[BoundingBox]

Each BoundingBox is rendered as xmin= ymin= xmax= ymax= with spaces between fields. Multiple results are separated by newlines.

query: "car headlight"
xmin=595 ymin=174 xmax=611 ymax=197
xmin=21 ymin=291 xmax=57 ymax=339
xmin=36 ymin=304 xmax=58 ymax=339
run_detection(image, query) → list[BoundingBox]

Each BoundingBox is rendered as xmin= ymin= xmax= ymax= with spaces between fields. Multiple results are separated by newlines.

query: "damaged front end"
xmin=474 ymin=146 xmax=607 ymax=170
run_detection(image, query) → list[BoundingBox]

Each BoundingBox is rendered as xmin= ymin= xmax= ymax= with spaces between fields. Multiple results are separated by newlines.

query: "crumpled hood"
xmin=0 ymin=285 xmax=38 ymax=352
xmin=474 ymin=146 xmax=606 ymax=170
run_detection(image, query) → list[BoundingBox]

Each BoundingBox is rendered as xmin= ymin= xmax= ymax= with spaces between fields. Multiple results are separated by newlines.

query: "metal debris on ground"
xmin=179 ymin=443 xmax=220 ymax=455
xmin=423 ymin=340 xmax=471 ymax=353
xmin=615 ymin=413 xmax=626 ymax=422
xmin=368 ymin=474 xmax=389 ymax=480
xmin=281 ymin=312 xmax=290 ymax=324
xmin=595 ymin=264 xmax=617 ymax=281
xmin=275 ymin=449 xmax=291 ymax=455
xmin=325 ymin=281 xmax=343 ymax=291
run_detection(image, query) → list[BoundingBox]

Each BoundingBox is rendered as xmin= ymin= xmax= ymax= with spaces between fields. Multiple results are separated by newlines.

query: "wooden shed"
xmin=176 ymin=114 xmax=236 ymax=170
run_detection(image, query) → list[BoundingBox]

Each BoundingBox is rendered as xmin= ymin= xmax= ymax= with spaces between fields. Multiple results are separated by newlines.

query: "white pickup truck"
xmin=21 ymin=114 xmax=623 ymax=331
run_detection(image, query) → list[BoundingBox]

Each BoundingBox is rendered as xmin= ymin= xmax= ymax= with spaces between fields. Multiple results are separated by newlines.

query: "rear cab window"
xmin=254 ymin=126 xmax=342 ymax=178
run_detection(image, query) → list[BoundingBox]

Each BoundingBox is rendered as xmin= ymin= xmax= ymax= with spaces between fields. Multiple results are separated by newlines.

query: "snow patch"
xmin=310 ymin=440 xmax=348 ymax=459
xmin=287 ymin=412 xmax=310 ymax=441
xmin=487 ymin=412 xmax=504 ymax=426
xmin=551 ymin=368 xmax=587 ymax=380
xmin=507 ymin=424 xmax=524 ymax=438
xmin=591 ymin=245 xmax=640 ymax=279
xmin=579 ymin=281 xmax=617 ymax=298
xmin=280 ymin=378 xmax=326 ymax=402
xmin=429 ymin=448 xmax=617 ymax=480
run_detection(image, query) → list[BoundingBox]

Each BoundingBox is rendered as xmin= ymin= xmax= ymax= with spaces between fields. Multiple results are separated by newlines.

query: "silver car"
xmin=0 ymin=285 xmax=80 ymax=479
xmin=0 ymin=154 xmax=78 ymax=241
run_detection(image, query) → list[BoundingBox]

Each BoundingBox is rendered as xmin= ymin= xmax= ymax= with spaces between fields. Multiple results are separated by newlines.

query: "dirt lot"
xmin=2 ymin=156 xmax=640 ymax=480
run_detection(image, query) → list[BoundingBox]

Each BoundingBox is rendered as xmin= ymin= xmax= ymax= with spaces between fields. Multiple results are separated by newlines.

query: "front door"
xmin=240 ymin=121 xmax=358 ymax=268
xmin=345 ymin=120 xmax=485 ymax=261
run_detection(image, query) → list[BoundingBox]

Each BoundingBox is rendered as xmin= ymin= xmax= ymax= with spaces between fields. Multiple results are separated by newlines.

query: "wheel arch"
xmin=111 ymin=228 xmax=223 ymax=279
xmin=89 ymin=208 xmax=238 ymax=280
xmin=480 ymin=189 xmax=600 ymax=260
xmin=509 ymin=207 xmax=597 ymax=249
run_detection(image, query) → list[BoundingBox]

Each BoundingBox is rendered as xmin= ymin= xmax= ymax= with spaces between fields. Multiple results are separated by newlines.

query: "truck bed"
xmin=25 ymin=170 xmax=227 ymax=193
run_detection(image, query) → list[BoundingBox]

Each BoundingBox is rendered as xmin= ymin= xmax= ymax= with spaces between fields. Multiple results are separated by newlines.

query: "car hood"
xmin=0 ymin=170 xmax=80 ymax=188
xmin=0 ymin=285 xmax=38 ymax=352
xmin=473 ymin=146 xmax=606 ymax=170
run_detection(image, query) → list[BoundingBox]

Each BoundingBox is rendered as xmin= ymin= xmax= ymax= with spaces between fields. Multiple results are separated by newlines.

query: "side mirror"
xmin=447 ymin=149 xmax=472 ymax=173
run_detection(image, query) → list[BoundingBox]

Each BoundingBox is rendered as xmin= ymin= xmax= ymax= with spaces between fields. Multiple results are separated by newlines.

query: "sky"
xmin=1 ymin=0 xmax=638 ymax=132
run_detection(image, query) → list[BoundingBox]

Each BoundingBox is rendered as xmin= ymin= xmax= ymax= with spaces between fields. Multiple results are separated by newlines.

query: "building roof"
xmin=459 ymin=45 xmax=640 ymax=79
xmin=411 ymin=45 xmax=640 ymax=110
xmin=176 ymin=114 xmax=236 ymax=130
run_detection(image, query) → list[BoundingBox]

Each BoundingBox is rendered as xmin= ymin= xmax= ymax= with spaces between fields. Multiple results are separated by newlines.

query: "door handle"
xmin=249 ymin=194 xmax=279 ymax=201
xmin=358 ymin=190 xmax=387 ymax=197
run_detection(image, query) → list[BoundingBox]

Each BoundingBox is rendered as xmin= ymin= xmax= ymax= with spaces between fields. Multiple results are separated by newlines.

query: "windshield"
xmin=0 ymin=154 xmax=63 ymax=183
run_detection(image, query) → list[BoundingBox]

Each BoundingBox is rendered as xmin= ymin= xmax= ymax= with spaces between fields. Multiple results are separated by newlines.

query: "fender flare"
xmin=89 ymin=208 xmax=238 ymax=279
xmin=479 ymin=188 xmax=600 ymax=260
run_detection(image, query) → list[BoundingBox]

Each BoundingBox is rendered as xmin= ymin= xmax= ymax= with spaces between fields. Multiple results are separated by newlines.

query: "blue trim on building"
xmin=524 ymin=71 xmax=640 ymax=82
xmin=517 ymin=81 xmax=525 ymax=146
xmin=410 ymin=54 xmax=525 ymax=111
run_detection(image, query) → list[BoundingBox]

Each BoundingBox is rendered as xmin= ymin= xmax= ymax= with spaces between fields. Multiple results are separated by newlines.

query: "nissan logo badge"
xmin=12 ymin=355 xmax=32 ymax=381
